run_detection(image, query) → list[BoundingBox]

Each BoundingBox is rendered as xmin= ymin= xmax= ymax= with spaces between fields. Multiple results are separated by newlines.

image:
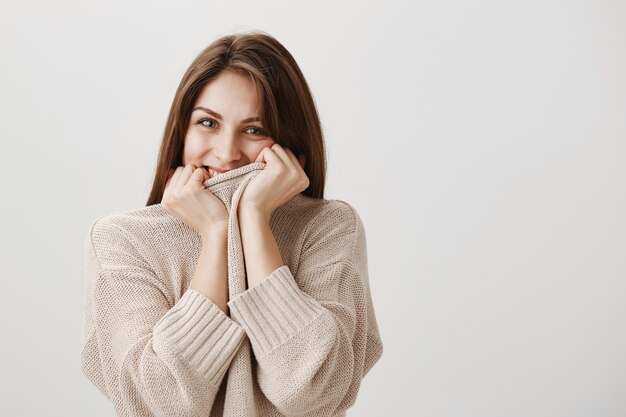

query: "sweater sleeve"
xmin=226 ymin=201 xmax=384 ymax=417
xmin=80 ymin=217 xmax=246 ymax=417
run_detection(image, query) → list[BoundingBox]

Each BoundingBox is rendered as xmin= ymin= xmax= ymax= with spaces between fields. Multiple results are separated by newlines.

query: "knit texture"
xmin=80 ymin=162 xmax=383 ymax=417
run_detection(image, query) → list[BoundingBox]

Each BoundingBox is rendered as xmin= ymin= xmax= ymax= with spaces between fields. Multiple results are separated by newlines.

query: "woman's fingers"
xmin=282 ymin=146 xmax=304 ymax=172
xmin=257 ymin=143 xmax=300 ymax=175
xmin=180 ymin=164 xmax=196 ymax=188
xmin=190 ymin=166 xmax=208 ymax=185
xmin=269 ymin=144 xmax=296 ymax=170
xmin=170 ymin=166 xmax=184 ymax=192
xmin=165 ymin=169 xmax=175 ymax=191
xmin=165 ymin=165 xmax=197 ymax=202
xmin=173 ymin=164 xmax=195 ymax=193
xmin=297 ymin=154 xmax=306 ymax=170
xmin=254 ymin=145 xmax=269 ymax=163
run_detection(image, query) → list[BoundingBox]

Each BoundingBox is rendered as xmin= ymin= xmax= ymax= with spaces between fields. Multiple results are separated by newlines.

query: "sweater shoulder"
xmin=304 ymin=196 xmax=364 ymax=242
xmin=85 ymin=204 xmax=184 ymax=271
xmin=285 ymin=193 xmax=363 ymax=230
xmin=87 ymin=204 xmax=171 ymax=244
xmin=288 ymin=195 xmax=367 ymax=271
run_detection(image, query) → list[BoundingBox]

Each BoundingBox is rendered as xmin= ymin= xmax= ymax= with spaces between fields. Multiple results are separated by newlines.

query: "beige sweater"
xmin=80 ymin=162 xmax=383 ymax=417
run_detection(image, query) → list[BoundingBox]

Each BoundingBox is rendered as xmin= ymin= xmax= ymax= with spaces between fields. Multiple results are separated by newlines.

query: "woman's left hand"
xmin=238 ymin=143 xmax=309 ymax=219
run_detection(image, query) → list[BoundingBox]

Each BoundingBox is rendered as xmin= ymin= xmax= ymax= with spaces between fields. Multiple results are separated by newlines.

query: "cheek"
xmin=247 ymin=141 xmax=274 ymax=161
xmin=183 ymin=134 xmax=206 ymax=160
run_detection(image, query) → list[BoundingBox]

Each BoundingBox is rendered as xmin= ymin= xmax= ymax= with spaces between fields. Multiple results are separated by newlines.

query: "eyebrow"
xmin=192 ymin=106 xmax=262 ymax=123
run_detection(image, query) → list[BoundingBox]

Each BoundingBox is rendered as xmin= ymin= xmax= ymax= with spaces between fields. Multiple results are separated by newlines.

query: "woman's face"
xmin=182 ymin=70 xmax=275 ymax=177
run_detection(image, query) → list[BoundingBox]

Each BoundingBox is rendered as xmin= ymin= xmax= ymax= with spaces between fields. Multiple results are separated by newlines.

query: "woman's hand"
xmin=161 ymin=164 xmax=229 ymax=237
xmin=238 ymin=143 xmax=309 ymax=219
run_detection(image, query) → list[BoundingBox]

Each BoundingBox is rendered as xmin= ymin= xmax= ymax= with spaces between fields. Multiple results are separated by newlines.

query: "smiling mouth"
xmin=203 ymin=166 xmax=226 ymax=178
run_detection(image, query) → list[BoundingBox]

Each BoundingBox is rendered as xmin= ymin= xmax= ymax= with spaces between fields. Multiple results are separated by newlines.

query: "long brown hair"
xmin=146 ymin=31 xmax=327 ymax=206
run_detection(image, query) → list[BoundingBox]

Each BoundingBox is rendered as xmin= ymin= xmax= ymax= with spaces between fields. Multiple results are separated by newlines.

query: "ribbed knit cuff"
xmin=227 ymin=265 xmax=326 ymax=358
xmin=153 ymin=289 xmax=246 ymax=385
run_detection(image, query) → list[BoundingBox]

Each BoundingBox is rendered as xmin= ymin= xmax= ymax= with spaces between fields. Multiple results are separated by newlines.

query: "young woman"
xmin=81 ymin=31 xmax=383 ymax=417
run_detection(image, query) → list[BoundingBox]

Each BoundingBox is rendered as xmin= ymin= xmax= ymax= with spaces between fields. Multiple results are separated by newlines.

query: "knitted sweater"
xmin=80 ymin=162 xmax=383 ymax=417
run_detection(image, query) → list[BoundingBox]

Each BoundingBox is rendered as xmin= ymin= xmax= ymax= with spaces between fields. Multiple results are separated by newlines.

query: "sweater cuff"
xmin=153 ymin=288 xmax=246 ymax=385
xmin=227 ymin=265 xmax=326 ymax=358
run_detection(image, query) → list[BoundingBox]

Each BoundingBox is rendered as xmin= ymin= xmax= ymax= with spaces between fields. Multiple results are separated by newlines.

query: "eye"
xmin=198 ymin=118 xmax=217 ymax=128
xmin=197 ymin=118 xmax=267 ymax=137
xmin=246 ymin=126 xmax=267 ymax=136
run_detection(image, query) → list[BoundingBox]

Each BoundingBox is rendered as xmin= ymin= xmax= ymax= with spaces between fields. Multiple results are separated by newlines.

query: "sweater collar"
xmin=201 ymin=162 xmax=266 ymax=212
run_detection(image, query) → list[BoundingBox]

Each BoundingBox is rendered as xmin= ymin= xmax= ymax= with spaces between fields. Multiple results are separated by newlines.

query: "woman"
xmin=81 ymin=31 xmax=383 ymax=417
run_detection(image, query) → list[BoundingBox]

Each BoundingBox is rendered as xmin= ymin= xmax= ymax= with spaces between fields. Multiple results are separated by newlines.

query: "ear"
xmin=298 ymin=154 xmax=307 ymax=170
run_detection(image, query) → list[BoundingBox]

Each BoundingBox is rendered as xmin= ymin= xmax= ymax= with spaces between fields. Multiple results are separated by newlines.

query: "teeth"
xmin=206 ymin=167 xmax=219 ymax=178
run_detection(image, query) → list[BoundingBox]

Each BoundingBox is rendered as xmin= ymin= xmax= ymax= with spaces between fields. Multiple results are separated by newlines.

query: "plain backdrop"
xmin=1 ymin=0 xmax=625 ymax=416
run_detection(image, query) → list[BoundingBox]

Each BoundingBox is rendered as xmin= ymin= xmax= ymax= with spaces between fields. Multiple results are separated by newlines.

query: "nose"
xmin=214 ymin=128 xmax=242 ymax=163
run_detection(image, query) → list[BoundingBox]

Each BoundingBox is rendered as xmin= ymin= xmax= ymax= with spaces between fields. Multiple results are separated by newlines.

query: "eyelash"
xmin=197 ymin=118 xmax=267 ymax=136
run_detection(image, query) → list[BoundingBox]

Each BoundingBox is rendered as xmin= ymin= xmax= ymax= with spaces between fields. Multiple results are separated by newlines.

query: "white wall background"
xmin=1 ymin=0 xmax=625 ymax=416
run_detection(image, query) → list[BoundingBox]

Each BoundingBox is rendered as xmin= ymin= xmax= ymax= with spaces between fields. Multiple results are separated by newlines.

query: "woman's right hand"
xmin=161 ymin=164 xmax=229 ymax=237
